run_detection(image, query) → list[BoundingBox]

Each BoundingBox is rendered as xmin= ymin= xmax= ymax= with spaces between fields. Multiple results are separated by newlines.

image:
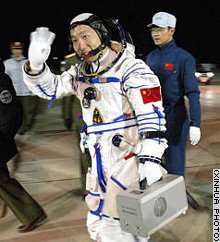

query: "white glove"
xmin=28 ymin=27 xmax=56 ymax=72
xmin=139 ymin=162 xmax=163 ymax=186
xmin=189 ymin=126 xmax=201 ymax=145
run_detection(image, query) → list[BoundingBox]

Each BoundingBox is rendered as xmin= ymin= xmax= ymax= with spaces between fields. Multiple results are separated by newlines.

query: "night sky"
xmin=1 ymin=0 xmax=220 ymax=64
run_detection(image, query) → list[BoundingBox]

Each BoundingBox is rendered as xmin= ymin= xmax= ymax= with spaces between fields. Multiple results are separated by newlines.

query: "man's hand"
xmin=28 ymin=27 xmax=56 ymax=72
xmin=139 ymin=162 xmax=163 ymax=186
xmin=189 ymin=126 xmax=201 ymax=145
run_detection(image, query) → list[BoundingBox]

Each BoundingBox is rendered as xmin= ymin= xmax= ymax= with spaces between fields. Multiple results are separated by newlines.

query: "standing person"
xmin=146 ymin=12 xmax=201 ymax=206
xmin=60 ymin=53 xmax=83 ymax=131
xmin=60 ymin=53 xmax=90 ymax=196
xmin=4 ymin=42 xmax=35 ymax=135
xmin=23 ymin=13 xmax=168 ymax=242
xmin=0 ymin=59 xmax=47 ymax=232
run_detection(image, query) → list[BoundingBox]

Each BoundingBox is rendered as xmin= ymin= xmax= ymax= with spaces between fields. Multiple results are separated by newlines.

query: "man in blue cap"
xmin=146 ymin=12 xmax=201 ymax=208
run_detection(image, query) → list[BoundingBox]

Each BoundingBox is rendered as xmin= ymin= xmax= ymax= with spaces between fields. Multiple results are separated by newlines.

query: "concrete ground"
xmin=0 ymin=75 xmax=219 ymax=242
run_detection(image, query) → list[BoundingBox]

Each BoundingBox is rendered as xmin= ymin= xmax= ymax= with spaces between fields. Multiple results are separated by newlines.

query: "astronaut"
xmin=23 ymin=13 xmax=168 ymax=242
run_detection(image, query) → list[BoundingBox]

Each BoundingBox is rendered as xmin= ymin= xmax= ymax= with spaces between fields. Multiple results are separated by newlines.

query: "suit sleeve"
xmin=182 ymin=55 xmax=201 ymax=127
xmin=121 ymin=60 xmax=168 ymax=160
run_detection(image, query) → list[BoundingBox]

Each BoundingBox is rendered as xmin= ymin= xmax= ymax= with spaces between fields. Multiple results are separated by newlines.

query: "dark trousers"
xmin=19 ymin=96 xmax=39 ymax=131
xmin=165 ymin=119 xmax=189 ymax=176
xmin=0 ymin=162 xmax=45 ymax=225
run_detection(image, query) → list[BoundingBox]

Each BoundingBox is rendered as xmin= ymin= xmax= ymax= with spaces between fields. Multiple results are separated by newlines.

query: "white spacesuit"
xmin=23 ymin=13 xmax=168 ymax=242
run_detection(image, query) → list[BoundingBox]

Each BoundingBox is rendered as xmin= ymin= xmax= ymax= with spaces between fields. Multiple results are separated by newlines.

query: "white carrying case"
xmin=116 ymin=174 xmax=188 ymax=238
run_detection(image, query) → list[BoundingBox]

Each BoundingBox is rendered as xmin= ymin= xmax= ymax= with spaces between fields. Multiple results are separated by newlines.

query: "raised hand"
xmin=28 ymin=27 xmax=56 ymax=72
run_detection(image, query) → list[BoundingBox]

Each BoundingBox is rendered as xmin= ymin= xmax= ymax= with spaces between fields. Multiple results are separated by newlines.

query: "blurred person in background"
xmin=146 ymin=12 xmax=201 ymax=208
xmin=60 ymin=53 xmax=82 ymax=131
xmin=50 ymin=54 xmax=90 ymax=196
xmin=60 ymin=53 xmax=90 ymax=196
xmin=0 ymin=59 xmax=47 ymax=232
xmin=4 ymin=42 xmax=37 ymax=135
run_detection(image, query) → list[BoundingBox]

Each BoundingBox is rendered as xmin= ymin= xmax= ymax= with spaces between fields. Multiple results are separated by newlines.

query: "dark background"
xmin=1 ymin=0 xmax=220 ymax=64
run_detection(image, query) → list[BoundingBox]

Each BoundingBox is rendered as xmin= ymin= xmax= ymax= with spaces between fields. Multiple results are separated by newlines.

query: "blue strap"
xmin=90 ymin=77 xmax=120 ymax=83
xmin=78 ymin=77 xmax=86 ymax=82
xmin=90 ymin=199 xmax=104 ymax=218
xmin=89 ymin=191 xmax=100 ymax=197
xmin=153 ymin=104 xmax=164 ymax=118
xmin=110 ymin=176 xmax=127 ymax=191
xmin=36 ymin=84 xmax=56 ymax=109
xmin=78 ymin=77 xmax=120 ymax=84
xmin=138 ymin=155 xmax=161 ymax=164
xmin=47 ymin=95 xmax=56 ymax=109
xmin=94 ymin=143 xmax=106 ymax=193
xmin=102 ymin=214 xmax=120 ymax=220
xmin=152 ymin=104 xmax=165 ymax=144
xmin=80 ymin=123 xmax=87 ymax=133
xmin=113 ymin=114 xmax=127 ymax=121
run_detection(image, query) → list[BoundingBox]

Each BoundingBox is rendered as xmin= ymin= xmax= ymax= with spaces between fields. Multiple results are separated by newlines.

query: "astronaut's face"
xmin=150 ymin=27 xmax=175 ymax=47
xmin=70 ymin=25 xmax=102 ymax=62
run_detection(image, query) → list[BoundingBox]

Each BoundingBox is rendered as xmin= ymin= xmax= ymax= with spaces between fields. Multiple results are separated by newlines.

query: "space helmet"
xmin=70 ymin=13 xmax=111 ymax=56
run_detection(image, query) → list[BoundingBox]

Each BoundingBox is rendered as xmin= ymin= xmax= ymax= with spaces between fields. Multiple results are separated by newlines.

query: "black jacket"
xmin=0 ymin=60 xmax=23 ymax=164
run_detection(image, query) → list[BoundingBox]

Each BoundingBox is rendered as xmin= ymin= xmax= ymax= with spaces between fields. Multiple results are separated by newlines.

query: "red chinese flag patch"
xmin=140 ymin=86 xmax=161 ymax=104
xmin=164 ymin=63 xmax=173 ymax=70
